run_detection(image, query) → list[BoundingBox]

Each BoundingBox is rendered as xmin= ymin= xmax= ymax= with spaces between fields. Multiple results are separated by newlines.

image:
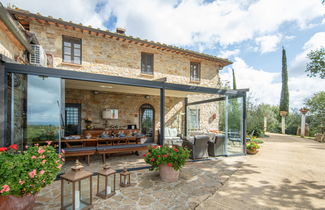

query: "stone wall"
xmin=29 ymin=21 xmax=221 ymax=88
xmin=65 ymin=88 xmax=220 ymax=141
xmin=0 ymin=21 xmax=25 ymax=61
xmin=65 ymin=88 xmax=185 ymax=142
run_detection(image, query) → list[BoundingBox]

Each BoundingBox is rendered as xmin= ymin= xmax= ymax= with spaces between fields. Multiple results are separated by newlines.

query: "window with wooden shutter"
xmin=190 ymin=62 xmax=201 ymax=82
xmin=141 ymin=53 xmax=154 ymax=74
xmin=62 ymin=36 xmax=82 ymax=64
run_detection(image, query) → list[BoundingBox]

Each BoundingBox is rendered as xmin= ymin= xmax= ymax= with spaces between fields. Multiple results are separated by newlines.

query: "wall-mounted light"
xmin=144 ymin=95 xmax=150 ymax=99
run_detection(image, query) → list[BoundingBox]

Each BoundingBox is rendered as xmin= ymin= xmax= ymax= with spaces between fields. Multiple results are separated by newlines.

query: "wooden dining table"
xmin=57 ymin=136 xmax=139 ymax=148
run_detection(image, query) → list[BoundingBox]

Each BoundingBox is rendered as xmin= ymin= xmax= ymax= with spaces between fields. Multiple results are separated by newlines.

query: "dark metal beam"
xmin=242 ymin=93 xmax=247 ymax=154
xmin=0 ymin=62 xmax=5 ymax=147
xmin=160 ymin=88 xmax=165 ymax=145
xmin=187 ymin=94 xmax=245 ymax=106
xmin=184 ymin=97 xmax=188 ymax=137
xmin=4 ymin=63 xmax=249 ymax=96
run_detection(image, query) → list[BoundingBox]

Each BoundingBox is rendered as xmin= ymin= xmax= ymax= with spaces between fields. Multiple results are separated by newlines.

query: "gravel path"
xmin=196 ymin=133 xmax=325 ymax=210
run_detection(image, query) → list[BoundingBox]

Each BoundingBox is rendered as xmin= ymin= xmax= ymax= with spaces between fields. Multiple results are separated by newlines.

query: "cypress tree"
xmin=232 ymin=68 xmax=237 ymax=89
xmin=280 ymin=47 xmax=289 ymax=112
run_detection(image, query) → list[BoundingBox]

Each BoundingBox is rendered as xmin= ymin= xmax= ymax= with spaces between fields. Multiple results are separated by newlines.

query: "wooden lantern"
xmin=96 ymin=165 xmax=116 ymax=199
xmin=60 ymin=160 xmax=93 ymax=210
xmin=119 ymin=168 xmax=131 ymax=187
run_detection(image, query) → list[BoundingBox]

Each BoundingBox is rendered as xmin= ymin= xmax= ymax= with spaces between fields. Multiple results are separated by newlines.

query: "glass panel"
xmin=80 ymin=178 xmax=91 ymax=207
xmin=7 ymin=73 xmax=62 ymax=147
xmin=140 ymin=104 xmax=154 ymax=142
xmin=74 ymin=43 xmax=80 ymax=49
xmin=226 ymin=97 xmax=244 ymax=155
xmin=74 ymin=48 xmax=80 ymax=56
xmin=26 ymin=75 xmax=62 ymax=144
xmin=64 ymin=41 xmax=71 ymax=47
xmin=65 ymin=104 xmax=80 ymax=136
xmin=64 ymin=55 xmax=71 ymax=63
xmin=73 ymin=56 xmax=80 ymax=64
xmin=7 ymin=73 xmax=27 ymax=149
xmin=64 ymin=47 xmax=71 ymax=55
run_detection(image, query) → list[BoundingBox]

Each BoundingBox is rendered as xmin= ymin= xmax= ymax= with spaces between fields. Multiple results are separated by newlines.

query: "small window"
xmin=62 ymin=36 xmax=82 ymax=64
xmin=190 ymin=62 xmax=201 ymax=82
xmin=188 ymin=108 xmax=200 ymax=131
xmin=65 ymin=103 xmax=81 ymax=136
xmin=141 ymin=53 xmax=154 ymax=74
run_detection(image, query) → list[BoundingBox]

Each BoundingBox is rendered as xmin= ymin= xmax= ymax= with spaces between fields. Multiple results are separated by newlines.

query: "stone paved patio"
xmin=34 ymin=154 xmax=247 ymax=210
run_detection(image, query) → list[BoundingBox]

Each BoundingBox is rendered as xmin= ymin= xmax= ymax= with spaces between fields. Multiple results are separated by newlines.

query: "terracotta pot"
xmin=247 ymin=149 xmax=258 ymax=155
xmin=0 ymin=194 xmax=37 ymax=210
xmin=159 ymin=164 xmax=180 ymax=182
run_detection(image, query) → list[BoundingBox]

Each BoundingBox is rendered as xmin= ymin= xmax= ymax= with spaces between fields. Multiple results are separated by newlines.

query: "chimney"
xmin=116 ymin=28 xmax=126 ymax=35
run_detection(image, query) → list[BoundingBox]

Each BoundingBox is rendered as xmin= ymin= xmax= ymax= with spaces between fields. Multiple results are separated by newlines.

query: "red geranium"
xmin=173 ymin=148 xmax=179 ymax=152
xmin=168 ymin=163 xmax=173 ymax=167
xmin=151 ymin=158 xmax=155 ymax=162
xmin=143 ymin=154 xmax=147 ymax=157
xmin=9 ymin=144 xmax=18 ymax=150
xmin=0 ymin=147 xmax=8 ymax=152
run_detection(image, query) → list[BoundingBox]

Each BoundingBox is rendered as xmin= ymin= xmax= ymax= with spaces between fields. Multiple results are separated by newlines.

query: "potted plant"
xmin=144 ymin=145 xmax=190 ymax=182
xmin=0 ymin=143 xmax=64 ymax=210
xmin=246 ymin=141 xmax=260 ymax=155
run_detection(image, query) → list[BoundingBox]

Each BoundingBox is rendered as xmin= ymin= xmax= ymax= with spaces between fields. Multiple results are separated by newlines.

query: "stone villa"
xmin=0 ymin=3 xmax=247 ymax=156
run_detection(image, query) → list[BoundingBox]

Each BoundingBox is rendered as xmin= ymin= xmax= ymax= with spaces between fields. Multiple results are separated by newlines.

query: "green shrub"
xmin=144 ymin=145 xmax=190 ymax=171
xmin=246 ymin=142 xmax=260 ymax=151
xmin=0 ymin=143 xmax=64 ymax=196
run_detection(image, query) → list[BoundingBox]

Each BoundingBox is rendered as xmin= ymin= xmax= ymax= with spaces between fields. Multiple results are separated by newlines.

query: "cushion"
xmin=164 ymin=128 xmax=171 ymax=137
xmin=97 ymin=143 xmax=155 ymax=151
xmin=64 ymin=147 xmax=97 ymax=152
xmin=169 ymin=128 xmax=178 ymax=137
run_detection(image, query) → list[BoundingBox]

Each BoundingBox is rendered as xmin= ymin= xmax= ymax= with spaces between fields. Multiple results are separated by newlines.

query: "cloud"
xmin=221 ymin=57 xmax=325 ymax=109
xmin=100 ymin=0 xmax=324 ymax=48
xmin=3 ymin=0 xmax=324 ymax=50
xmin=2 ymin=0 xmax=107 ymax=29
xmin=290 ymin=32 xmax=325 ymax=76
xmin=218 ymin=49 xmax=240 ymax=58
xmin=255 ymin=34 xmax=282 ymax=53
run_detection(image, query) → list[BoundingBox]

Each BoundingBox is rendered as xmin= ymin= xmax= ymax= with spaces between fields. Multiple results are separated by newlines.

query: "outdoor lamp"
xmin=60 ymin=160 xmax=93 ymax=210
xmin=96 ymin=164 xmax=116 ymax=199
xmin=119 ymin=168 xmax=131 ymax=187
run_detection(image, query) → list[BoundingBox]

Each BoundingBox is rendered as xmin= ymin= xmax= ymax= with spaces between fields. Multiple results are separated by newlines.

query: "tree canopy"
xmin=305 ymin=48 xmax=325 ymax=79
xmin=232 ymin=68 xmax=237 ymax=89
xmin=280 ymin=47 xmax=289 ymax=112
xmin=305 ymin=91 xmax=325 ymax=134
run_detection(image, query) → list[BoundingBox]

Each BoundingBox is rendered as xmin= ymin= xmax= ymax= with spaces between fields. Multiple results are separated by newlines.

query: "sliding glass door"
xmin=7 ymin=73 xmax=63 ymax=149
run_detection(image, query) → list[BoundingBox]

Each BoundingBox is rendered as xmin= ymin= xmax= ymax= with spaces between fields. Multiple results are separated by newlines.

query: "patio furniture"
xmin=97 ymin=143 xmax=155 ymax=163
xmin=162 ymin=127 xmax=183 ymax=146
xmin=183 ymin=135 xmax=209 ymax=159
xmin=208 ymin=133 xmax=226 ymax=156
xmin=63 ymin=146 xmax=97 ymax=165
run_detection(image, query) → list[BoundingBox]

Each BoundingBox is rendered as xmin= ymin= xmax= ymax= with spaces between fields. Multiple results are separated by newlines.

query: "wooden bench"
xmin=63 ymin=146 xmax=97 ymax=165
xmin=97 ymin=143 xmax=155 ymax=163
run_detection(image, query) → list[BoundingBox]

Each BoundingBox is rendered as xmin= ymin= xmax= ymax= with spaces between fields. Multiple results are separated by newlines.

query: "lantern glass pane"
xmin=62 ymin=179 xmax=73 ymax=209
xmin=79 ymin=178 xmax=91 ymax=207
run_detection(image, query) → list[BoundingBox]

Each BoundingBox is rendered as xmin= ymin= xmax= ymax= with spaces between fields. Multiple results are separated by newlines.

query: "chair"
xmin=183 ymin=135 xmax=209 ymax=159
xmin=162 ymin=127 xmax=183 ymax=146
xmin=208 ymin=133 xmax=226 ymax=156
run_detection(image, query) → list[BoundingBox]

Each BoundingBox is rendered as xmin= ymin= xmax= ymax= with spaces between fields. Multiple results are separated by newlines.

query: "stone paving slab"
xmin=34 ymin=155 xmax=247 ymax=210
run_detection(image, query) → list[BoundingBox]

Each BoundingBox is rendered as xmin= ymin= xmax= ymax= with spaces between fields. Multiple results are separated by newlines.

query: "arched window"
xmin=139 ymin=104 xmax=154 ymax=142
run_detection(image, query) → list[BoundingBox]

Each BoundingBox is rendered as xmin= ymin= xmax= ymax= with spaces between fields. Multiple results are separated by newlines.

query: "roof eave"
xmin=8 ymin=8 xmax=232 ymax=66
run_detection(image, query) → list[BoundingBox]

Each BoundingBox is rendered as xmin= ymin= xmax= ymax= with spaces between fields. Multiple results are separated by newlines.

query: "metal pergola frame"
xmin=0 ymin=61 xmax=248 ymax=154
